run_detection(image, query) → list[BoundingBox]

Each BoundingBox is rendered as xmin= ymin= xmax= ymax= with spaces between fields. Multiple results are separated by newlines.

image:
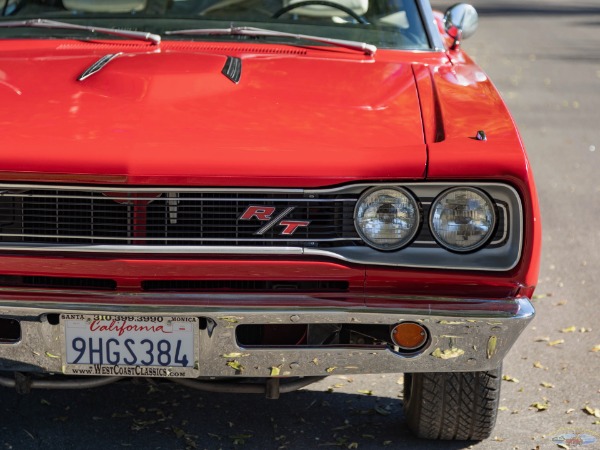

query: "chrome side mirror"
xmin=443 ymin=3 xmax=478 ymax=50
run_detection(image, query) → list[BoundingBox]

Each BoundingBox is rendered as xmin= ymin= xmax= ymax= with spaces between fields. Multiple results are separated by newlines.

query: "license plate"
xmin=61 ymin=314 xmax=199 ymax=378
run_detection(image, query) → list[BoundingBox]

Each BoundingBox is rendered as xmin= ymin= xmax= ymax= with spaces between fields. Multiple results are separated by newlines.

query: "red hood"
xmin=0 ymin=42 xmax=426 ymax=187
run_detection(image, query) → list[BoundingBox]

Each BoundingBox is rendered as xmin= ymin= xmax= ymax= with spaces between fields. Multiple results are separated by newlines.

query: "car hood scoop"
xmin=0 ymin=47 xmax=426 ymax=187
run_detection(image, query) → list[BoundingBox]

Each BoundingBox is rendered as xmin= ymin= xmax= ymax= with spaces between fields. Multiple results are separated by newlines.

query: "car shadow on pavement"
xmin=0 ymin=379 xmax=480 ymax=450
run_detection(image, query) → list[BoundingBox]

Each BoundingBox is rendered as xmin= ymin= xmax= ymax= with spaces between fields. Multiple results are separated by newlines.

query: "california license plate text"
xmin=62 ymin=315 xmax=197 ymax=373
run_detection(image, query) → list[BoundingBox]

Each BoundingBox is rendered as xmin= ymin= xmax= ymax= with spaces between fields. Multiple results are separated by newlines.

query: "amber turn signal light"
xmin=390 ymin=322 xmax=428 ymax=351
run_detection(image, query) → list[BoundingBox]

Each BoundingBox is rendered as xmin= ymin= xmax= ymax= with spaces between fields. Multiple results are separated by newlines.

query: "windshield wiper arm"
xmin=165 ymin=26 xmax=376 ymax=56
xmin=0 ymin=18 xmax=161 ymax=45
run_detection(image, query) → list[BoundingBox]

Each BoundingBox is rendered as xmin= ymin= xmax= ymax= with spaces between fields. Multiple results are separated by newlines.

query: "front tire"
xmin=403 ymin=367 xmax=501 ymax=440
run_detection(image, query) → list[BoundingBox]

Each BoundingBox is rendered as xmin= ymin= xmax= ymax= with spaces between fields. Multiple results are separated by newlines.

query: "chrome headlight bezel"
xmin=353 ymin=186 xmax=421 ymax=251
xmin=429 ymin=187 xmax=497 ymax=253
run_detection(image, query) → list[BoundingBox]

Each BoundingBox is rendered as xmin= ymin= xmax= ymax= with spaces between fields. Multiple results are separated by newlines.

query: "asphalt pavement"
xmin=1 ymin=1 xmax=599 ymax=449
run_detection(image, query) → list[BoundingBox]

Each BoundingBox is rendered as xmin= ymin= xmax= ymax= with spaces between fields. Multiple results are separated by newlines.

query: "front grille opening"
xmin=0 ymin=318 xmax=21 ymax=343
xmin=0 ymin=275 xmax=117 ymax=291
xmin=237 ymin=324 xmax=308 ymax=346
xmin=0 ymin=188 xmax=361 ymax=247
xmin=237 ymin=324 xmax=391 ymax=348
xmin=142 ymin=280 xmax=349 ymax=292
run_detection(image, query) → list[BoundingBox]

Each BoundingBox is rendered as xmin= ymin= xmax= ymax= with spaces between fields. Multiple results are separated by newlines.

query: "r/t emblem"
xmin=239 ymin=206 xmax=310 ymax=236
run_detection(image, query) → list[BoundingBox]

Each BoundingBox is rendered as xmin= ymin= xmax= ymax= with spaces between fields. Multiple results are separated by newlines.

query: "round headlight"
xmin=429 ymin=187 xmax=496 ymax=252
xmin=354 ymin=187 xmax=420 ymax=251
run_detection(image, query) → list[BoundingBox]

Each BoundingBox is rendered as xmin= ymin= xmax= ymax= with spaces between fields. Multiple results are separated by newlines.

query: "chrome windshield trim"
xmin=415 ymin=0 xmax=446 ymax=51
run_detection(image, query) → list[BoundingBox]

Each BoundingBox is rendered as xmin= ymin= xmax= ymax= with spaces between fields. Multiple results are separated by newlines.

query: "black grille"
xmin=0 ymin=188 xmax=361 ymax=247
xmin=0 ymin=275 xmax=116 ymax=290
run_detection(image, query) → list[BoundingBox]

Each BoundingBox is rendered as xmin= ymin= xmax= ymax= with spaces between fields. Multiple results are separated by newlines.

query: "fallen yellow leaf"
xmin=540 ymin=382 xmax=555 ymax=389
xmin=502 ymin=375 xmax=519 ymax=383
xmin=218 ymin=316 xmax=242 ymax=323
xmin=591 ymin=344 xmax=600 ymax=352
xmin=533 ymin=361 xmax=547 ymax=369
xmin=326 ymin=367 xmax=336 ymax=373
xmin=548 ymin=339 xmax=565 ymax=346
xmin=583 ymin=406 xmax=600 ymax=418
xmin=561 ymin=326 xmax=577 ymax=333
xmin=431 ymin=347 xmax=465 ymax=359
xmin=226 ymin=360 xmax=244 ymax=372
xmin=221 ymin=353 xmax=248 ymax=358
xmin=531 ymin=402 xmax=549 ymax=411
xmin=270 ymin=366 xmax=281 ymax=376
xmin=358 ymin=390 xmax=373 ymax=396
xmin=487 ymin=336 xmax=498 ymax=359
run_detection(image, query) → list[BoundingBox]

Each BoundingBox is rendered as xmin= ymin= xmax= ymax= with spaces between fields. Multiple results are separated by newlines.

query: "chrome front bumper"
xmin=0 ymin=297 xmax=534 ymax=377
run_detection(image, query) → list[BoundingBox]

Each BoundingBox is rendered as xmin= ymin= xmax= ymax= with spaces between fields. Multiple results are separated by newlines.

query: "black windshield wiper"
xmin=165 ymin=26 xmax=376 ymax=56
xmin=0 ymin=18 xmax=161 ymax=45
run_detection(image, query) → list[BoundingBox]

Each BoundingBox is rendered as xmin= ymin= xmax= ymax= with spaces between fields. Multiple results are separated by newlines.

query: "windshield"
xmin=0 ymin=0 xmax=430 ymax=50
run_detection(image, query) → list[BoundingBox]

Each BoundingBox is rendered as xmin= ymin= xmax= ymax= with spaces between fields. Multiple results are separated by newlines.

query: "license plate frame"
xmin=60 ymin=314 xmax=200 ymax=378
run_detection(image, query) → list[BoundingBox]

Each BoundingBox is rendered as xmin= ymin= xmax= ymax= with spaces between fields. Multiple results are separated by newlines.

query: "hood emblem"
xmin=78 ymin=52 xmax=123 ymax=81
xmin=221 ymin=56 xmax=242 ymax=84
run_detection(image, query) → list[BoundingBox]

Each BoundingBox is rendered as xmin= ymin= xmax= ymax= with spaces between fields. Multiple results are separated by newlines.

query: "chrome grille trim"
xmin=0 ymin=244 xmax=306 ymax=254
xmin=0 ymin=186 xmax=358 ymax=246
xmin=4 ymin=194 xmax=356 ymax=202
xmin=0 ymin=234 xmax=360 ymax=242
xmin=0 ymin=183 xmax=522 ymax=271
xmin=1 ymin=184 xmax=305 ymax=193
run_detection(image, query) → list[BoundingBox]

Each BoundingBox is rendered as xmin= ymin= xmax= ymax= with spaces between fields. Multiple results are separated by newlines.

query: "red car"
xmin=0 ymin=0 xmax=540 ymax=441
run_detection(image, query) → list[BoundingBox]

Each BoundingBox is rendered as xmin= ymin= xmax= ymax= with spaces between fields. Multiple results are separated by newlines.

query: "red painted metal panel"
xmin=0 ymin=41 xmax=428 ymax=186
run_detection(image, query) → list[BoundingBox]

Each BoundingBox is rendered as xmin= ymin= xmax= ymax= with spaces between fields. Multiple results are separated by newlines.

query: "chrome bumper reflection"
xmin=0 ymin=297 xmax=534 ymax=376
